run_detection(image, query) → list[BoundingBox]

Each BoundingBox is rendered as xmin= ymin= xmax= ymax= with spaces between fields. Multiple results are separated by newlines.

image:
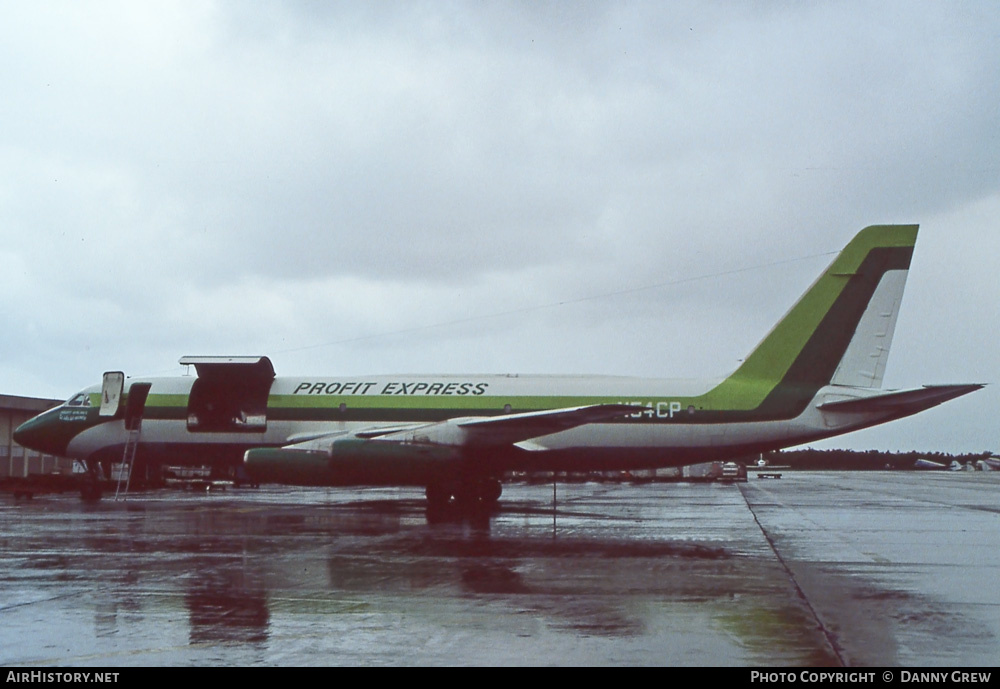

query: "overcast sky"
xmin=2 ymin=1 xmax=998 ymax=453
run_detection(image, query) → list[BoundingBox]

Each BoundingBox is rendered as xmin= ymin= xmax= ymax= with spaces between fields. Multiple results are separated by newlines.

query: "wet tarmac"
xmin=1 ymin=472 xmax=998 ymax=666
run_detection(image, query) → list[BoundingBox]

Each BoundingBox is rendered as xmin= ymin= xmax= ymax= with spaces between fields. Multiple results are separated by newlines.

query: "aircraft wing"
xmin=243 ymin=403 xmax=637 ymax=485
xmin=271 ymin=403 xmax=637 ymax=454
xmin=368 ymin=403 xmax=639 ymax=447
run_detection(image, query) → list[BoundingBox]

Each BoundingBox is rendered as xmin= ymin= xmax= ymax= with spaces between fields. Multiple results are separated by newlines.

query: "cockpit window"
xmin=67 ymin=392 xmax=91 ymax=407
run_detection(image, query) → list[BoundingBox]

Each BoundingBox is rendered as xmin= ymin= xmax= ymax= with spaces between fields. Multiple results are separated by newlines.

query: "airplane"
xmin=13 ymin=224 xmax=983 ymax=506
xmin=913 ymin=458 xmax=949 ymax=470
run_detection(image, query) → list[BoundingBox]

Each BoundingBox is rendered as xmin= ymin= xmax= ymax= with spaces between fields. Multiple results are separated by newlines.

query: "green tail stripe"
xmin=699 ymin=225 xmax=917 ymax=417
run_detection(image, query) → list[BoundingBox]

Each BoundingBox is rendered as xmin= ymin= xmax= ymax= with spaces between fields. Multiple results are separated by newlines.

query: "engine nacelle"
xmin=244 ymin=438 xmax=457 ymax=487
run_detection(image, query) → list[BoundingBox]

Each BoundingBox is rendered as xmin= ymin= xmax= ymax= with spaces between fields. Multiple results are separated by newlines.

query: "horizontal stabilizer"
xmin=818 ymin=384 xmax=984 ymax=414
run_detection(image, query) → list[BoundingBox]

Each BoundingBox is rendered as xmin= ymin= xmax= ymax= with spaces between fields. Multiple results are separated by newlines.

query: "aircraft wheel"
xmin=425 ymin=482 xmax=455 ymax=509
xmin=426 ymin=479 xmax=501 ymax=513
xmin=479 ymin=478 xmax=502 ymax=503
xmin=455 ymin=478 xmax=502 ymax=512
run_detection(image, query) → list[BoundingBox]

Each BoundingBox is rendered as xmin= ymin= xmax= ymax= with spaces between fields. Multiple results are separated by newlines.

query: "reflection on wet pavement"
xmin=2 ymin=474 xmax=997 ymax=666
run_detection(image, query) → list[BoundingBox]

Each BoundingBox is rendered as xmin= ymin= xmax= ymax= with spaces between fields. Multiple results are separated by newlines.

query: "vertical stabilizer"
xmin=705 ymin=225 xmax=918 ymax=416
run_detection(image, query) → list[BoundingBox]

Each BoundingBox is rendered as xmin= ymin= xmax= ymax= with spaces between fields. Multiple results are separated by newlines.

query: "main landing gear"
xmin=425 ymin=477 xmax=503 ymax=512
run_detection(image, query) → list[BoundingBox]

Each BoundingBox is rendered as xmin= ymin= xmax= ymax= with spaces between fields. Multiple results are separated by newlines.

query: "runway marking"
xmin=738 ymin=482 xmax=846 ymax=667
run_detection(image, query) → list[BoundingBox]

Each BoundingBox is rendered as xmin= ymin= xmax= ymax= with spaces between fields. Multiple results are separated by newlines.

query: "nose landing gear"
xmin=79 ymin=459 xmax=104 ymax=502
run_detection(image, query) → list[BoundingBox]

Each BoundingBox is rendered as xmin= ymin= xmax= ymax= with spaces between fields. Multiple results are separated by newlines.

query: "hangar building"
xmin=1 ymin=394 xmax=68 ymax=478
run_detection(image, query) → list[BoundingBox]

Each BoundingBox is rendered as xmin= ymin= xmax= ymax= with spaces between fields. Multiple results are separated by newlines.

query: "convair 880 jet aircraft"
xmin=14 ymin=225 xmax=982 ymax=505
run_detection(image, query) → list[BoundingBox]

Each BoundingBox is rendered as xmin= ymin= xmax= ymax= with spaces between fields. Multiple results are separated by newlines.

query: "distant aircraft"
xmin=978 ymin=457 xmax=1000 ymax=471
xmin=14 ymin=225 xmax=983 ymax=505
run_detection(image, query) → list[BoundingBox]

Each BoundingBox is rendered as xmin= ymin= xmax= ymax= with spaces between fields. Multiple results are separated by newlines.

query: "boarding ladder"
xmin=114 ymin=419 xmax=141 ymax=502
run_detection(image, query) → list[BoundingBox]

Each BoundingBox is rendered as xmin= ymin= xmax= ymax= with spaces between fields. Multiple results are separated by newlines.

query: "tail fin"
xmin=705 ymin=225 xmax=918 ymax=417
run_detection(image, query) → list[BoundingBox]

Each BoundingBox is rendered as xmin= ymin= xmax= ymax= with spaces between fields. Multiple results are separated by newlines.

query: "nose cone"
xmin=13 ymin=409 xmax=69 ymax=456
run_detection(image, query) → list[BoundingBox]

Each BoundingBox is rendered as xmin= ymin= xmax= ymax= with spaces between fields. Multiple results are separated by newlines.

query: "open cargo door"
xmin=180 ymin=356 xmax=275 ymax=433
